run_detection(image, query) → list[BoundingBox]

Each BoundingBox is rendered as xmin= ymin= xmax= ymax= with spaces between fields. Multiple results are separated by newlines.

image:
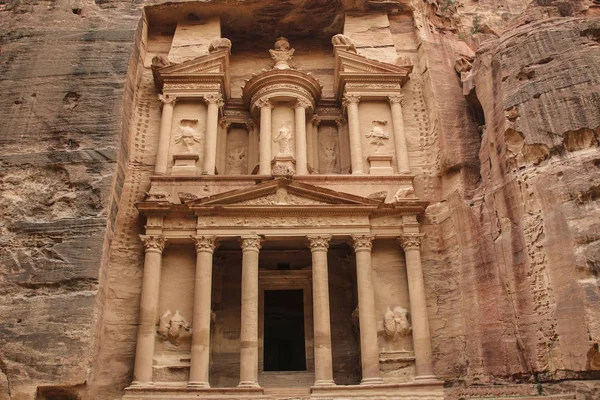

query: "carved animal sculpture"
xmin=208 ymin=38 xmax=232 ymax=54
xmin=331 ymin=34 xmax=357 ymax=53
xmin=383 ymin=306 xmax=412 ymax=341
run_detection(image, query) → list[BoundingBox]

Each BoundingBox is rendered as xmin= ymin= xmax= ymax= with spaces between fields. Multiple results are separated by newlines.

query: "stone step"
xmin=259 ymin=371 xmax=314 ymax=388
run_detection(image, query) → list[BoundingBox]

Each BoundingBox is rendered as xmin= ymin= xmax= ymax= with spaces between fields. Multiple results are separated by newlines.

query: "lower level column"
xmin=307 ymin=235 xmax=335 ymax=386
xmin=351 ymin=234 xmax=384 ymax=385
xmin=131 ymin=235 xmax=165 ymax=387
xmin=398 ymin=234 xmax=436 ymax=381
xmin=238 ymin=235 xmax=262 ymax=388
xmin=188 ymin=235 xmax=217 ymax=388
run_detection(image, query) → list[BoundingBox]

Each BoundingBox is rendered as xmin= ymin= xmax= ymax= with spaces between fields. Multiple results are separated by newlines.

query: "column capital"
xmin=398 ymin=234 xmax=424 ymax=250
xmin=334 ymin=117 xmax=346 ymax=127
xmin=388 ymin=94 xmax=405 ymax=106
xmin=295 ymin=98 xmax=311 ymax=110
xmin=220 ymin=119 xmax=231 ymax=129
xmin=158 ymin=94 xmax=177 ymax=106
xmin=240 ymin=235 xmax=263 ymax=252
xmin=307 ymin=235 xmax=332 ymax=252
xmin=255 ymin=98 xmax=274 ymax=109
xmin=342 ymin=94 xmax=361 ymax=107
xmin=203 ymin=93 xmax=224 ymax=106
xmin=351 ymin=234 xmax=374 ymax=252
xmin=140 ymin=235 xmax=165 ymax=253
xmin=311 ymin=115 xmax=321 ymax=127
xmin=245 ymin=119 xmax=255 ymax=131
xmin=191 ymin=235 xmax=218 ymax=253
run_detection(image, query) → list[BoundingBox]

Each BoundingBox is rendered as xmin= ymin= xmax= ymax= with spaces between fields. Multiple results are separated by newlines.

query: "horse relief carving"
xmin=383 ymin=306 xmax=412 ymax=342
xmin=157 ymin=310 xmax=191 ymax=346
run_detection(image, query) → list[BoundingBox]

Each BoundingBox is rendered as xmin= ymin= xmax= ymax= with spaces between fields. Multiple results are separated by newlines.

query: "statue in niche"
xmin=275 ymin=121 xmax=293 ymax=156
xmin=383 ymin=306 xmax=412 ymax=342
xmin=157 ymin=310 xmax=191 ymax=346
xmin=175 ymin=120 xmax=202 ymax=153
xmin=321 ymin=142 xmax=338 ymax=172
xmin=269 ymin=37 xmax=295 ymax=70
xmin=365 ymin=120 xmax=390 ymax=152
xmin=227 ymin=148 xmax=246 ymax=174
xmin=331 ymin=34 xmax=357 ymax=54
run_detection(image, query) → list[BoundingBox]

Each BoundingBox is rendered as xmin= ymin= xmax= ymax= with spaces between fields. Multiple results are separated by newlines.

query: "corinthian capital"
xmin=255 ymin=98 xmax=273 ymax=109
xmin=342 ymin=94 xmax=361 ymax=107
xmin=398 ymin=234 xmax=424 ymax=250
xmin=158 ymin=94 xmax=177 ymax=106
xmin=295 ymin=98 xmax=312 ymax=110
xmin=388 ymin=94 xmax=405 ymax=106
xmin=191 ymin=235 xmax=218 ymax=253
xmin=240 ymin=235 xmax=263 ymax=252
xmin=307 ymin=235 xmax=332 ymax=252
xmin=219 ymin=119 xmax=231 ymax=129
xmin=351 ymin=234 xmax=373 ymax=252
xmin=203 ymin=93 xmax=224 ymax=106
xmin=311 ymin=115 xmax=321 ymax=127
xmin=140 ymin=235 xmax=166 ymax=253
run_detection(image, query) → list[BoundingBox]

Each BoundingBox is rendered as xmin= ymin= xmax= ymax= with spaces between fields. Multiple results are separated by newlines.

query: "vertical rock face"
xmin=0 ymin=0 xmax=599 ymax=399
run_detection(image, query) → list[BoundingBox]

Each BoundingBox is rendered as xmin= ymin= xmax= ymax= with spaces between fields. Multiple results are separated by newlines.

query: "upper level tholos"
xmin=150 ymin=30 xmax=413 ymax=179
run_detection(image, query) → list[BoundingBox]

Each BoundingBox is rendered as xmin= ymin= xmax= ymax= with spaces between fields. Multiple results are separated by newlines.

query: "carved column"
xmin=343 ymin=94 xmax=364 ymax=174
xmin=398 ymin=234 xmax=435 ymax=381
xmin=246 ymin=120 xmax=257 ymax=173
xmin=258 ymin=99 xmax=273 ymax=175
xmin=312 ymin=116 xmax=321 ymax=172
xmin=306 ymin=118 xmax=314 ymax=169
xmin=202 ymin=93 xmax=223 ymax=175
xmin=295 ymin=99 xmax=310 ymax=175
xmin=307 ymin=235 xmax=335 ymax=386
xmin=217 ymin=119 xmax=231 ymax=175
xmin=388 ymin=94 xmax=410 ymax=174
xmin=238 ymin=235 xmax=263 ymax=388
xmin=351 ymin=234 xmax=384 ymax=385
xmin=188 ymin=235 xmax=218 ymax=388
xmin=131 ymin=235 xmax=166 ymax=386
xmin=155 ymin=95 xmax=176 ymax=175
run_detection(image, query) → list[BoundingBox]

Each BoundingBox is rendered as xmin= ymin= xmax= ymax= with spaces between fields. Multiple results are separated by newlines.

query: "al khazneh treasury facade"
xmin=125 ymin=12 xmax=442 ymax=400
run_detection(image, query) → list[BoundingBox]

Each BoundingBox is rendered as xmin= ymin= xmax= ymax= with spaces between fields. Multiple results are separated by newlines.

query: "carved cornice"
xmin=398 ymin=234 xmax=424 ymax=250
xmin=351 ymin=234 xmax=373 ymax=252
xmin=240 ymin=235 xmax=263 ymax=252
xmin=307 ymin=235 xmax=332 ymax=251
xmin=140 ymin=235 xmax=166 ymax=253
xmin=158 ymin=94 xmax=177 ymax=106
xmin=342 ymin=94 xmax=361 ymax=107
xmin=191 ymin=235 xmax=218 ymax=253
xmin=388 ymin=94 xmax=405 ymax=106
xmin=203 ymin=93 xmax=224 ymax=106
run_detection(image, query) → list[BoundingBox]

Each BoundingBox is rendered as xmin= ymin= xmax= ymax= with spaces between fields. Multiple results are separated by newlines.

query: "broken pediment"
xmin=333 ymin=48 xmax=413 ymax=100
xmin=185 ymin=179 xmax=383 ymax=209
xmin=153 ymin=48 xmax=231 ymax=99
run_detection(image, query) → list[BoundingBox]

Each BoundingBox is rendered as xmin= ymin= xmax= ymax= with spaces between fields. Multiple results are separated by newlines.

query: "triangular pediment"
xmin=334 ymin=49 xmax=413 ymax=98
xmin=154 ymin=49 xmax=230 ymax=98
xmin=185 ymin=179 xmax=382 ymax=208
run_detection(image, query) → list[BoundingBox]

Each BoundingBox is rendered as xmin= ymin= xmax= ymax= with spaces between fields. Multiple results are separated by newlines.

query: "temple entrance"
xmin=263 ymin=289 xmax=307 ymax=371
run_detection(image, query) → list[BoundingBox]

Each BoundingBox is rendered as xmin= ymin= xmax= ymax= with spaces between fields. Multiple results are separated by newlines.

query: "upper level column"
xmin=343 ymin=94 xmax=364 ymax=174
xmin=155 ymin=95 xmax=176 ymax=175
xmin=188 ymin=235 xmax=218 ymax=388
xmin=351 ymin=234 xmax=384 ymax=385
xmin=257 ymin=99 xmax=273 ymax=175
xmin=132 ymin=235 xmax=166 ymax=387
xmin=388 ymin=94 xmax=410 ymax=174
xmin=202 ymin=93 xmax=224 ymax=175
xmin=398 ymin=234 xmax=436 ymax=381
xmin=295 ymin=99 xmax=310 ymax=175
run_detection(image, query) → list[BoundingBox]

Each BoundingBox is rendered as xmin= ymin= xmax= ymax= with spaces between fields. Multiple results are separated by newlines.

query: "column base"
xmin=314 ymin=379 xmax=336 ymax=387
xmin=351 ymin=170 xmax=365 ymax=175
xmin=128 ymin=381 xmax=154 ymax=388
xmin=187 ymin=381 xmax=210 ymax=389
xmin=237 ymin=381 xmax=261 ymax=388
xmin=360 ymin=377 xmax=385 ymax=385
xmin=414 ymin=375 xmax=442 ymax=383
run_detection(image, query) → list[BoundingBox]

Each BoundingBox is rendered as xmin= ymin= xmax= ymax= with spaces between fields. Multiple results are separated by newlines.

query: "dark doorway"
xmin=263 ymin=289 xmax=306 ymax=371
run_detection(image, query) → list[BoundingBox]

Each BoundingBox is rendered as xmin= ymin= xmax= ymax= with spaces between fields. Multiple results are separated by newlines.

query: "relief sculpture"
xmin=365 ymin=120 xmax=389 ymax=151
xmin=227 ymin=148 xmax=246 ymax=174
xmin=383 ymin=306 xmax=412 ymax=341
xmin=175 ymin=120 xmax=202 ymax=153
xmin=275 ymin=121 xmax=293 ymax=156
xmin=321 ymin=142 xmax=338 ymax=172
xmin=157 ymin=310 xmax=191 ymax=346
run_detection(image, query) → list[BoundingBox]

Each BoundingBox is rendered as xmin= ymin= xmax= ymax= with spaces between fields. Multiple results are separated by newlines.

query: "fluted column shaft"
xmin=343 ymin=95 xmax=364 ymax=174
xmin=202 ymin=94 xmax=223 ymax=175
xmin=188 ymin=236 xmax=217 ymax=388
xmin=352 ymin=235 xmax=383 ymax=385
xmin=389 ymin=95 xmax=410 ymax=174
xmin=307 ymin=235 xmax=335 ymax=386
xmin=258 ymin=99 xmax=273 ymax=175
xmin=132 ymin=235 xmax=165 ymax=386
xmin=238 ymin=235 xmax=262 ymax=388
xmin=155 ymin=95 xmax=176 ymax=175
xmin=295 ymin=100 xmax=309 ymax=175
xmin=399 ymin=235 xmax=435 ymax=380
